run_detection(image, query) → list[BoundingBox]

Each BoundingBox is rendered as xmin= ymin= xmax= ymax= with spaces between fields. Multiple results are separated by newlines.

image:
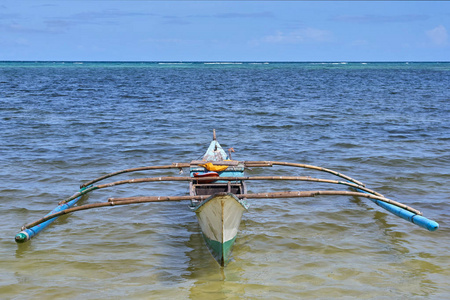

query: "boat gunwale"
xmin=190 ymin=192 xmax=249 ymax=212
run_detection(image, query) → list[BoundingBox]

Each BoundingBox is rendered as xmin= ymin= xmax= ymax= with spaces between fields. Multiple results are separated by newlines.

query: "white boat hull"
xmin=193 ymin=193 xmax=248 ymax=266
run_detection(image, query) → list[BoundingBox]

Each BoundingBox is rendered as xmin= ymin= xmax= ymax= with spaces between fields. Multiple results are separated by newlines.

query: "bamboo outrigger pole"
xmin=59 ymin=175 xmax=382 ymax=206
xmin=79 ymin=161 xmax=365 ymax=189
xmin=244 ymin=161 xmax=366 ymax=187
xmin=80 ymin=163 xmax=190 ymax=188
xmin=16 ymin=159 xmax=440 ymax=243
xmin=14 ymin=188 xmax=88 ymax=243
xmin=20 ymin=190 xmax=437 ymax=232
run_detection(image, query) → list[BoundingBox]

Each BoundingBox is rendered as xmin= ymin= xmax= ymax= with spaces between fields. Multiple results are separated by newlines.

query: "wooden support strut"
xmin=109 ymin=191 xmax=417 ymax=214
xmin=243 ymin=161 xmax=366 ymax=187
xmin=60 ymin=175 xmax=381 ymax=206
xmin=80 ymin=163 xmax=190 ymax=188
xmin=79 ymin=161 xmax=365 ymax=188
xmin=21 ymin=190 xmax=422 ymax=230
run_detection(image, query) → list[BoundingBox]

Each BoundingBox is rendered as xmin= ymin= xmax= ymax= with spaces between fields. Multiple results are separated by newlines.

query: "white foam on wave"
xmin=204 ymin=62 xmax=243 ymax=65
xmin=158 ymin=62 xmax=191 ymax=65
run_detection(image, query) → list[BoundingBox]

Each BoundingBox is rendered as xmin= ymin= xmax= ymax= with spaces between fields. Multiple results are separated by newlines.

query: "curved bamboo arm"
xmin=80 ymin=161 xmax=365 ymax=188
xmin=80 ymin=163 xmax=190 ymax=188
xmin=22 ymin=190 xmax=423 ymax=230
xmin=244 ymin=161 xmax=365 ymax=186
xmin=60 ymin=175 xmax=383 ymax=205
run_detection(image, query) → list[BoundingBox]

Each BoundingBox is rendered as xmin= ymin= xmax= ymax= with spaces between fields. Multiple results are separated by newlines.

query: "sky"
xmin=0 ymin=1 xmax=449 ymax=62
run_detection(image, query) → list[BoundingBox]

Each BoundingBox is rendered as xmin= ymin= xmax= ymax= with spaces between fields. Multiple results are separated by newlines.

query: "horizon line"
xmin=1 ymin=60 xmax=449 ymax=63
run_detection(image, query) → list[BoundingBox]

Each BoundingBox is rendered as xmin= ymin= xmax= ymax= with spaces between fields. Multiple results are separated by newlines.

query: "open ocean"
xmin=1 ymin=61 xmax=449 ymax=299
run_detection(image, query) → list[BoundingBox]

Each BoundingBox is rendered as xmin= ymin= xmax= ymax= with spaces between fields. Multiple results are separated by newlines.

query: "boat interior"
xmin=190 ymin=181 xmax=246 ymax=196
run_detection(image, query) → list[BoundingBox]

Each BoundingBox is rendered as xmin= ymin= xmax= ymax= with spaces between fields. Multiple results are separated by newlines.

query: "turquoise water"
xmin=1 ymin=62 xmax=449 ymax=299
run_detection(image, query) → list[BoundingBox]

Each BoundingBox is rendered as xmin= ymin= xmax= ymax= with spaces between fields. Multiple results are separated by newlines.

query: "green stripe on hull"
xmin=202 ymin=234 xmax=237 ymax=267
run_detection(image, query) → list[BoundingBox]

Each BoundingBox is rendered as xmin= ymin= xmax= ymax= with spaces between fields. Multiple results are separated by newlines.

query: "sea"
xmin=0 ymin=61 xmax=449 ymax=299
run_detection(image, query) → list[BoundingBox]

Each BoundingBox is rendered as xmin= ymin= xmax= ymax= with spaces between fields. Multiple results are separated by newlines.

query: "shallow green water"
xmin=1 ymin=62 xmax=449 ymax=299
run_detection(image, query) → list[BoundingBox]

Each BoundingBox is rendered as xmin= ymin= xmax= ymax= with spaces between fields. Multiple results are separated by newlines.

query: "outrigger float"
xmin=16 ymin=130 xmax=439 ymax=266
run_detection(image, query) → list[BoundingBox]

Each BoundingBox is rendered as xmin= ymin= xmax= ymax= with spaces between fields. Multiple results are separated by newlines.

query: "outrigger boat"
xmin=16 ymin=130 xmax=439 ymax=266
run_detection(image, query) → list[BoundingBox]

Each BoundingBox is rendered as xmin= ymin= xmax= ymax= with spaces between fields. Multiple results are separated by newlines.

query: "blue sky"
xmin=1 ymin=1 xmax=449 ymax=61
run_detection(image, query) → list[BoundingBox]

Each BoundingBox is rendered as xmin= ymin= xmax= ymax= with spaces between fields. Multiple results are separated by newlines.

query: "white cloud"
xmin=426 ymin=25 xmax=448 ymax=46
xmin=261 ymin=27 xmax=332 ymax=44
